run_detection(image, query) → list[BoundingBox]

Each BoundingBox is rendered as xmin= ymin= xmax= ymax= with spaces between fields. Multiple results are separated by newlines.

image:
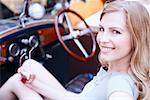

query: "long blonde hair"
xmin=100 ymin=1 xmax=150 ymax=99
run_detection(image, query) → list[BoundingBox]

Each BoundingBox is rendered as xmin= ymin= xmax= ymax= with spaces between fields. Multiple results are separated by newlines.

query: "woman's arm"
xmin=0 ymin=74 xmax=43 ymax=100
xmin=19 ymin=59 xmax=65 ymax=90
xmin=26 ymin=78 xmax=80 ymax=100
xmin=19 ymin=59 xmax=81 ymax=100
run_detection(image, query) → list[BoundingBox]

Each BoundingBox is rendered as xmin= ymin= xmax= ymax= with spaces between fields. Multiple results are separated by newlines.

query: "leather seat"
xmin=65 ymin=73 xmax=94 ymax=93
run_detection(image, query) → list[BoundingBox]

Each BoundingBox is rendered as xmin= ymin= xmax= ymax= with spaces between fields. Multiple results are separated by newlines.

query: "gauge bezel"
xmin=8 ymin=43 xmax=20 ymax=57
xmin=29 ymin=35 xmax=39 ymax=47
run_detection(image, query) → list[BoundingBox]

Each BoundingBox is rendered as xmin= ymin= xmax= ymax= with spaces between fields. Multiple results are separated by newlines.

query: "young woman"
xmin=0 ymin=1 xmax=150 ymax=100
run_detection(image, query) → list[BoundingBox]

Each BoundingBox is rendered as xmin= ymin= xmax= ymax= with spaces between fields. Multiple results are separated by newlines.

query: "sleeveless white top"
xmin=80 ymin=67 xmax=138 ymax=100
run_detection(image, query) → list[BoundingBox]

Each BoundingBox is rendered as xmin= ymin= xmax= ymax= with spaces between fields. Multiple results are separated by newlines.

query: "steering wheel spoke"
xmin=62 ymin=34 xmax=73 ymax=41
xmin=73 ymin=39 xmax=89 ymax=58
xmin=80 ymin=28 xmax=91 ymax=36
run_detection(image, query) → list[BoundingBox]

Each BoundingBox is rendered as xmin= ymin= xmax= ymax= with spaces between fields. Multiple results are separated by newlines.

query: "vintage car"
xmin=0 ymin=0 xmax=103 ymax=93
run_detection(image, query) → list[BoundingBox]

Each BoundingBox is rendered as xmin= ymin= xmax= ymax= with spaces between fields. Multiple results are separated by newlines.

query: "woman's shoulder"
xmin=107 ymin=72 xmax=138 ymax=100
xmin=110 ymin=71 xmax=133 ymax=83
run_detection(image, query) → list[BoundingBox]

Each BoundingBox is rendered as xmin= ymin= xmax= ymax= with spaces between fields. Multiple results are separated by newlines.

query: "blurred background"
xmin=0 ymin=0 xmax=105 ymax=19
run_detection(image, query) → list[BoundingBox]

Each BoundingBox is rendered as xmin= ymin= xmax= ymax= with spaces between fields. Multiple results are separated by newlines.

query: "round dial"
xmin=8 ymin=43 xmax=20 ymax=57
xmin=29 ymin=35 xmax=39 ymax=47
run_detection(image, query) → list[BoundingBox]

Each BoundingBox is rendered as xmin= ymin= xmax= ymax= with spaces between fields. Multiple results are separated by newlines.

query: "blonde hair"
xmin=100 ymin=1 xmax=150 ymax=99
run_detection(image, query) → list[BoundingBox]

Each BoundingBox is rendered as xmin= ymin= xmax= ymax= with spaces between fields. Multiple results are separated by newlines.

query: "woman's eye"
xmin=112 ymin=30 xmax=121 ymax=34
xmin=99 ymin=27 xmax=104 ymax=32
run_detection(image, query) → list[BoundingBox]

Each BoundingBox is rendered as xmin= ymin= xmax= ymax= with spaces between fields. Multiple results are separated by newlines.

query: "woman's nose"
xmin=97 ymin=32 xmax=110 ymax=43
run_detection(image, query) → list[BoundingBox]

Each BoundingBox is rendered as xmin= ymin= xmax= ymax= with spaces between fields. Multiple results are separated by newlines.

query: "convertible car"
xmin=0 ymin=0 xmax=102 ymax=93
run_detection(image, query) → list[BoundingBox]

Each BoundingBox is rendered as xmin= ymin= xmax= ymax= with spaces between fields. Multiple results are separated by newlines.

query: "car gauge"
xmin=8 ymin=43 xmax=20 ymax=57
xmin=29 ymin=35 xmax=39 ymax=48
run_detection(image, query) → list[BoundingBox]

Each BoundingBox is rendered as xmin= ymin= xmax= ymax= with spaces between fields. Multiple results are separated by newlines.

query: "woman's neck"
xmin=107 ymin=60 xmax=130 ymax=73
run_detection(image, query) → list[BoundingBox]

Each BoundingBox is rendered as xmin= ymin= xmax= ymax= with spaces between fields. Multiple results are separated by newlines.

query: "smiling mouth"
xmin=100 ymin=47 xmax=115 ymax=53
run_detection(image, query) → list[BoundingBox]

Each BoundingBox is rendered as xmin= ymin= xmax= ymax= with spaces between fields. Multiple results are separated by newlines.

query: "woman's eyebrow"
xmin=99 ymin=24 xmax=103 ymax=27
xmin=99 ymin=23 xmax=125 ymax=32
xmin=109 ymin=27 xmax=124 ymax=31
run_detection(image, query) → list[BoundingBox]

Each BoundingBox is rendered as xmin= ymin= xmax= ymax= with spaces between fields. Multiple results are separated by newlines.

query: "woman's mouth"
xmin=100 ymin=46 xmax=115 ymax=53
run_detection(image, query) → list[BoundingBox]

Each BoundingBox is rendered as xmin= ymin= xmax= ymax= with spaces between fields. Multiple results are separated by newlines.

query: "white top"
xmin=80 ymin=67 xmax=138 ymax=100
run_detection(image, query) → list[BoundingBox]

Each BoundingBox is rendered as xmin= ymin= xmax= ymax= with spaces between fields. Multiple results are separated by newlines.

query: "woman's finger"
xmin=17 ymin=67 xmax=36 ymax=84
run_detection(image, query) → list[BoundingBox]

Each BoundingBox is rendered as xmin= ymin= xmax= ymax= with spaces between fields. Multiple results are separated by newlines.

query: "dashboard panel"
xmin=0 ymin=19 xmax=99 ymax=88
xmin=0 ymin=19 xmax=65 ymax=64
xmin=0 ymin=19 xmax=68 ymax=86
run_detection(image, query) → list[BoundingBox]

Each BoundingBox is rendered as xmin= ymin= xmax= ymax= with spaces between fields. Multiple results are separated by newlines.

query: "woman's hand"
xmin=18 ymin=66 xmax=36 ymax=84
xmin=16 ymin=59 xmax=80 ymax=100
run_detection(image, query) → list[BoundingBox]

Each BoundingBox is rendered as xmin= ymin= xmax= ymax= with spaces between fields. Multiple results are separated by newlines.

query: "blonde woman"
xmin=0 ymin=1 xmax=150 ymax=100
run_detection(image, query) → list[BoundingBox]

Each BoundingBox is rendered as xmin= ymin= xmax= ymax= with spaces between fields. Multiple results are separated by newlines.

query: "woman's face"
xmin=96 ymin=11 xmax=132 ymax=64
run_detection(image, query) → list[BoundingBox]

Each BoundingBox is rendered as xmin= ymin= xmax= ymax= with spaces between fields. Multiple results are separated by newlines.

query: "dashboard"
xmin=0 ymin=19 xmax=68 ymax=86
xmin=0 ymin=19 xmax=64 ymax=64
xmin=0 ymin=18 xmax=99 ymax=88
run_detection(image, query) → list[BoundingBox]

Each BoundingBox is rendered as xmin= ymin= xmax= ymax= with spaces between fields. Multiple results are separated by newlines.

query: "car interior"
xmin=0 ymin=0 xmax=105 ymax=94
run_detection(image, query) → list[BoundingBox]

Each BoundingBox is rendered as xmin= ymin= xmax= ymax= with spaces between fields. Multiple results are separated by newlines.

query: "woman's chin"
xmin=100 ymin=55 xmax=113 ymax=62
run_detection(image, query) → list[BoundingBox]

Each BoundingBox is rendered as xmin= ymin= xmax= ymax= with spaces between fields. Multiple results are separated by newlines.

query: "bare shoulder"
xmin=109 ymin=91 xmax=133 ymax=100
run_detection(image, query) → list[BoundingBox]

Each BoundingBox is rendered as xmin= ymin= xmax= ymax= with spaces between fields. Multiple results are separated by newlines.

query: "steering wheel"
xmin=55 ymin=9 xmax=96 ymax=62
